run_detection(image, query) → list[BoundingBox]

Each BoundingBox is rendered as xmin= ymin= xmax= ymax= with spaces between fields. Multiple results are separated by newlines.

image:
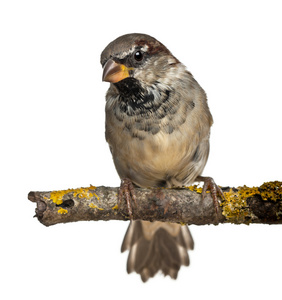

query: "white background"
xmin=1 ymin=1 xmax=281 ymax=299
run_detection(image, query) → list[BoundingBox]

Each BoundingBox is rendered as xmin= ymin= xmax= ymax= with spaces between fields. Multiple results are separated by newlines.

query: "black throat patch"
xmin=114 ymin=77 xmax=170 ymax=115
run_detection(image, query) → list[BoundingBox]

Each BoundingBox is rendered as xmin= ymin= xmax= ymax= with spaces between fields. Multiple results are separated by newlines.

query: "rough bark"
xmin=28 ymin=182 xmax=282 ymax=227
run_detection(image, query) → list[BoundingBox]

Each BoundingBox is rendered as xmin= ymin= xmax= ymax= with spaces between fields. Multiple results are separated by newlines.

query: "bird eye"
xmin=134 ymin=50 xmax=144 ymax=62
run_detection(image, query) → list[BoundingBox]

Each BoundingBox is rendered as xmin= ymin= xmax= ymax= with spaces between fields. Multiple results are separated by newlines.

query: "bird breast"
xmin=106 ymin=106 xmax=208 ymax=188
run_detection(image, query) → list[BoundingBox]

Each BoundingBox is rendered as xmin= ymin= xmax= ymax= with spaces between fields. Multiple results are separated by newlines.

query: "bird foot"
xmin=196 ymin=176 xmax=225 ymax=222
xmin=118 ymin=178 xmax=138 ymax=219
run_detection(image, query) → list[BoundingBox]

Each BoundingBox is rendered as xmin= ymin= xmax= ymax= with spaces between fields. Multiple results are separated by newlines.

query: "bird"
xmin=101 ymin=33 xmax=224 ymax=282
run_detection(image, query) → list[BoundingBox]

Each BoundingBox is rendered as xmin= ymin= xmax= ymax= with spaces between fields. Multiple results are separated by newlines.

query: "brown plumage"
xmin=101 ymin=33 xmax=223 ymax=282
xmin=121 ymin=220 xmax=194 ymax=281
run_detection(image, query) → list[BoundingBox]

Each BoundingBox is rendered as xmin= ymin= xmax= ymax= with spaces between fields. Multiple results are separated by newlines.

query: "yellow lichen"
xmin=221 ymin=188 xmax=252 ymax=224
xmin=186 ymin=184 xmax=203 ymax=194
xmin=58 ymin=208 xmax=68 ymax=214
xmin=259 ymin=181 xmax=282 ymax=201
xmin=89 ymin=203 xmax=104 ymax=210
xmin=238 ymin=181 xmax=282 ymax=202
xmin=93 ymin=192 xmax=100 ymax=201
xmin=238 ymin=185 xmax=260 ymax=199
xmin=49 ymin=185 xmax=98 ymax=204
xmin=221 ymin=181 xmax=282 ymax=223
xmin=50 ymin=190 xmax=70 ymax=205
xmin=73 ymin=186 xmax=94 ymax=200
xmin=112 ymin=204 xmax=119 ymax=210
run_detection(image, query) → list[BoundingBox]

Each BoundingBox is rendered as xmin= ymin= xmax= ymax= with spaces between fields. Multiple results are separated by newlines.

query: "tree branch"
xmin=28 ymin=181 xmax=282 ymax=226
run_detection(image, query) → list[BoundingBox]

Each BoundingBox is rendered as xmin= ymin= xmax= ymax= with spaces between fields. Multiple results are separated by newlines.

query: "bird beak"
xmin=102 ymin=59 xmax=131 ymax=83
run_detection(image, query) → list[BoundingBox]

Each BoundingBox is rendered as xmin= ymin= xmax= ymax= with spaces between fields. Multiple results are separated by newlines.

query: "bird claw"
xmin=196 ymin=176 xmax=225 ymax=223
xmin=118 ymin=178 xmax=138 ymax=219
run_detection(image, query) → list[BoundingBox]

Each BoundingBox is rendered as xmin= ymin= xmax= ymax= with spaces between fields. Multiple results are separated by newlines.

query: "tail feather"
xmin=121 ymin=220 xmax=143 ymax=252
xmin=121 ymin=220 xmax=194 ymax=282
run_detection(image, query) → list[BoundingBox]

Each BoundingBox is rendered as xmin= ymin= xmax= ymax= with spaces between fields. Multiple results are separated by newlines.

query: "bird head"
xmin=101 ymin=33 xmax=177 ymax=84
xmin=100 ymin=33 xmax=184 ymax=114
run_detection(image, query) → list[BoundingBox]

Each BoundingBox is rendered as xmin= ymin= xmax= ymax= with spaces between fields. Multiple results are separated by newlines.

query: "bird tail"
xmin=121 ymin=220 xmax=194 ymax=282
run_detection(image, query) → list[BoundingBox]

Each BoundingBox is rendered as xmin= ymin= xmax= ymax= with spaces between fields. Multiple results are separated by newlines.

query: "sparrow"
xmin=101 ymin=33 xmax=224 ymax=282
